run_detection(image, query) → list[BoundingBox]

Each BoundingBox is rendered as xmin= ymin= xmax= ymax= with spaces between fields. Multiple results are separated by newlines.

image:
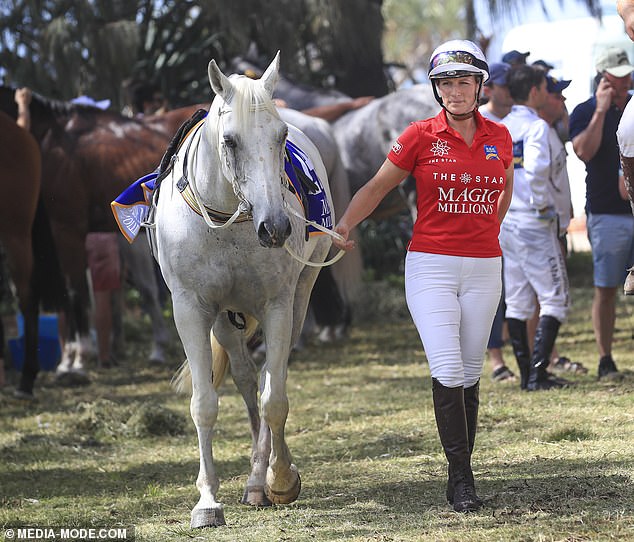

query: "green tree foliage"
xmin=0 ymin=0 xmax=603 ymax=110
xmin=0 ymin=0 xmax=389 ymax=109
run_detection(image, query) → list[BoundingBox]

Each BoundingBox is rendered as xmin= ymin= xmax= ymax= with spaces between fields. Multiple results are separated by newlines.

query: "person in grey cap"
xmin=569 ymin=45 xmax=634 ymax=380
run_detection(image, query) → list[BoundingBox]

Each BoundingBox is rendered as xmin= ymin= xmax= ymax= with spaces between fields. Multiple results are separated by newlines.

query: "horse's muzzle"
xmin=257 ymin=216 xmax=292 ymax=248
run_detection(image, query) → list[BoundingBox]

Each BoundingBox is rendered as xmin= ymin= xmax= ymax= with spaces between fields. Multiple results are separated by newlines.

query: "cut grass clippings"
xmin=0 ymin=251 xmax=633 ymax=541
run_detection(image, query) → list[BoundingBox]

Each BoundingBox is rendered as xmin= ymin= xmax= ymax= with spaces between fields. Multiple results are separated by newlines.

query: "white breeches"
xmin=500 ymin=214 xmax=570 ymax=322
xmin=405 ymin=251 xmax=502 ymax=388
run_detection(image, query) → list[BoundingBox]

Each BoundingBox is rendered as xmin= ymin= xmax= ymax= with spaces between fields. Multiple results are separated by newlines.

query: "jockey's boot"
xmin=506 ymin=318 xmax=530 ymax=390
xmin=527 ymin=315 xmax=566 ymax=391
xmin=432 ymin=378 xmax=482 ymax=512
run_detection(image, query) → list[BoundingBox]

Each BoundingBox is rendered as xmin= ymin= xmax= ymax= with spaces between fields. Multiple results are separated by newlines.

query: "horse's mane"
xmin=225 ymin=74 xmax=280 ymax=128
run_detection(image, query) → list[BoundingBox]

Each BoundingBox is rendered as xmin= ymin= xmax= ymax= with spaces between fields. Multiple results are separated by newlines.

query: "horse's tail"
xmin=31 ymin=196 xmax=67 ymax=312
xmin=171 ymin=314 xmax=259 ymax=394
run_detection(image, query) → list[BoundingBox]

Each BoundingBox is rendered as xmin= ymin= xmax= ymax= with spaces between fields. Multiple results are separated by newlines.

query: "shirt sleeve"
xmin=569 ymin=101 xmax=592 ymax=141
xmin=500 ymin=125 xmax=513 ymax=170
xmin=387 ymin=122 xmax=420 ymax=172
xmin=523 ymin=119 xmax=552 ymax=210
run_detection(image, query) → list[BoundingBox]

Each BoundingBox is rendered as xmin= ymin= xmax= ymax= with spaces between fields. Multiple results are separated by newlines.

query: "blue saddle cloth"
xmin=112 ymin=139 xmax=332 ymax=243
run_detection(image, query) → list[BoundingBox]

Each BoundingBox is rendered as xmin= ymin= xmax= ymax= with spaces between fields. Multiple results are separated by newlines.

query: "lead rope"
xmin=283 ymin=202 xmax=346 ymax=268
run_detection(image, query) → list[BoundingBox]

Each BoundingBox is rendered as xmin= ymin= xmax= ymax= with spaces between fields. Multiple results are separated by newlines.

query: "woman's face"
xmin=436 ymin=76 xmax=479 ymax=115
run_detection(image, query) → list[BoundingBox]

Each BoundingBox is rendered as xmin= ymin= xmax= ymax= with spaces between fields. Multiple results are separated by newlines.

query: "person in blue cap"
xmin=502 ymin=50 xmax=530 ymax=66
xmin=500 ymin=65 xmax=571 ymax=391
xmin=478 ymin=61 xmax=516 ymax=383
xmin=479 ymin=62 xmax=513 ymax=122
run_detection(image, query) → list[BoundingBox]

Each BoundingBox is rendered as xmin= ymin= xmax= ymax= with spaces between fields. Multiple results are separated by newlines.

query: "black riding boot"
xmin=507 ymin=318 xmax=530 ymax=390
xmin=432 ymin=378 xmax=481 ymax=512
xmin=527 ymin=315 xmax=565 ymax=391
xmin=446 ymin=380 xmax=483 ymax=507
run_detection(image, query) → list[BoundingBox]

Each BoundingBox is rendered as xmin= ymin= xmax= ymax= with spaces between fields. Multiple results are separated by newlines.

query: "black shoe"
xmin=598 ymin=355 xmax=623 ymax=381
xmin=526 ymin=372 xmax=568 ymax=391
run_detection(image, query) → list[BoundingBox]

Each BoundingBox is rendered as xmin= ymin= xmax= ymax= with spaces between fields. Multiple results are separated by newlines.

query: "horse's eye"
xmin=224 ymin=136 xmax=236 ymax=149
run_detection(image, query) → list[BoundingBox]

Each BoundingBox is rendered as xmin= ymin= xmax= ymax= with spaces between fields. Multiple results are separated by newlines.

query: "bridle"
xmin=177 ymin=104 xmax=345 ymax=267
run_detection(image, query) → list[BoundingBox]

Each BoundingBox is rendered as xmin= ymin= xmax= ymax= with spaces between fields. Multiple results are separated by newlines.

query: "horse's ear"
xmin=208 ymin=59 xmax=234 ymax=103
xmin=259 ymin=51 xmax=280 ymax=97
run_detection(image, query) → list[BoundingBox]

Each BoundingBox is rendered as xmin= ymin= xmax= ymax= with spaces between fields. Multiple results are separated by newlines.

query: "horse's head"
xmin=208 ymin=52 xmax=292 ymax=248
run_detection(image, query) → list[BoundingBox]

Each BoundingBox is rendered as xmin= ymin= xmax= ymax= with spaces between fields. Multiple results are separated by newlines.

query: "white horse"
xmin=154 ymin=53 xmax=335 ymax=528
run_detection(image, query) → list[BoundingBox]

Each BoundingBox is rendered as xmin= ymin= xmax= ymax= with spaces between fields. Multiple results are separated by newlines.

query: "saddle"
xmin=154 ymin=108 xmax=209 ymax=199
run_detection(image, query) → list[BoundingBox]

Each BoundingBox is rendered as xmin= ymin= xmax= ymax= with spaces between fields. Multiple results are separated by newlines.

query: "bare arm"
xmin=498 ymin=164 xmax=514 ymax=223
xmin=14 ymin=87 xmax=32 ymax=131
xmin=571 ymin=78 xmax=613 ymax=162
xmin=302 ymin=96 xmax=374 ymax=122
xmin=333 ymin=159 xmax=410 ymax=250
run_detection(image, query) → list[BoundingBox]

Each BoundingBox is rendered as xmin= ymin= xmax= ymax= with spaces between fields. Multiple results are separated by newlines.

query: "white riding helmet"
xmin=428 ymin=39 xmax=490 ymax=83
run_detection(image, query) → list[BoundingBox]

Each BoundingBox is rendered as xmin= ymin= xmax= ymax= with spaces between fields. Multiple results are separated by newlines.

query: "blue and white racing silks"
xmin=502 ymin=104 xmax=553 ymax=217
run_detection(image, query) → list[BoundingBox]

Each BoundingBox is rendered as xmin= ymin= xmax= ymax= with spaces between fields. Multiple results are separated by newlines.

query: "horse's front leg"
xmin=172 ymin=297 xmax=224 ymax=528
xmin=213 ymin=314 xmax=271 ymax=507
xmin=260 ymin=304 xmax=300 ymax=505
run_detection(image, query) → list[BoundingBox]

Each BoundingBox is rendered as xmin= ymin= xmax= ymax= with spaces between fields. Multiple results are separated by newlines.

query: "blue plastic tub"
xmin=9 ymin=313 xmax=61 ymax=371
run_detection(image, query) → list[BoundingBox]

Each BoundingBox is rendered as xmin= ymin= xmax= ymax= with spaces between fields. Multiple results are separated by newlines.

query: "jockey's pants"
xmin=405 ymin=251 xmax=501 ymax=388
xmin=499 ymin=213 xmax=570 ymax=323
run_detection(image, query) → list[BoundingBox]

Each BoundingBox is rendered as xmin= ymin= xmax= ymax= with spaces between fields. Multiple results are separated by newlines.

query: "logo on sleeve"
xmin=484 ymin=145 xmax=499 ymax=160
xmin=512 ymin=140 xmax=524 ymax=169
xmin=391 ymin=139 xmax=403 ymax=155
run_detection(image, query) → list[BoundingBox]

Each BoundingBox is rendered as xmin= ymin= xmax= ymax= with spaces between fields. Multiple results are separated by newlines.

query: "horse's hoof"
xmin=265 ymin=469 xmax=301 ymax=504
xmin=190 ymin=507 xmax=226 ymax=528
xmin=241 ymin=486 xmax=272 ymax=507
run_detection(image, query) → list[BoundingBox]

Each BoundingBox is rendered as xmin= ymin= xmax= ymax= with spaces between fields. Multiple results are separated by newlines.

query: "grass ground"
xmin=0 ymin=251 xmax=633 ymax=541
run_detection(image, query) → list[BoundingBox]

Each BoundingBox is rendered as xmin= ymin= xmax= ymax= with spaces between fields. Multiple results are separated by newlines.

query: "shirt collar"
xmin=430 ymin=109 xmax=491 ymax=136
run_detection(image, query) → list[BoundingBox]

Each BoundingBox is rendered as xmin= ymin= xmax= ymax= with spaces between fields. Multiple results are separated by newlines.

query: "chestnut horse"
xmin=0 ymin=86 xmax=198 ymax=375
xmin=0 ymin=111 xmax=66 ymax=397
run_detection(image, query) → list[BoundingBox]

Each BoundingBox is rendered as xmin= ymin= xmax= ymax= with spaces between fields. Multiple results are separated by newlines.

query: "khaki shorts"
xmin=86 ymin=232 xmax=121 ymax=291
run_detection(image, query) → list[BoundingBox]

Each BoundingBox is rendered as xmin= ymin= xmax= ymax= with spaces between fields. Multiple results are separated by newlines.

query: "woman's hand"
xmin=333 ymin=224 xmax=356 ymax=251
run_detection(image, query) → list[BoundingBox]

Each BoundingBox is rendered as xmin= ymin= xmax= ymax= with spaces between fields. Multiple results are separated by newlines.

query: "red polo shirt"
xmin=388 ymin=110 xmax=512 ymax=258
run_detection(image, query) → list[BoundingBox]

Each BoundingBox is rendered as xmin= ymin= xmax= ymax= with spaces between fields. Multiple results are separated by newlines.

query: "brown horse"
xmin=0 ymin=111 xmax=66 ymax=397
xmin=0 ymin=85 xmax=204 ymax=374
